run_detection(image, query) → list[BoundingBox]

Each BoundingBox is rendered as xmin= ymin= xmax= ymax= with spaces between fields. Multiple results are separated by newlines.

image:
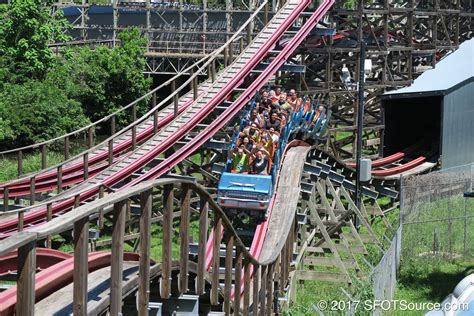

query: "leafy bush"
xmin=0 ymin=0 xmax=71 ymax=81
xmin=0 ymin=80 xmax=90 ymax=147
xmin=47 ymin=27 xmax=152 ymax=128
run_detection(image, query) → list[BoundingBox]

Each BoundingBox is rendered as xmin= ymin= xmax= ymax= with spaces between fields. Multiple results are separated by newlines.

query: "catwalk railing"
xmin=0 ymin=178 xmax=296 ymax=315
xmin=0 ymin=1 xmax=269 ymax=202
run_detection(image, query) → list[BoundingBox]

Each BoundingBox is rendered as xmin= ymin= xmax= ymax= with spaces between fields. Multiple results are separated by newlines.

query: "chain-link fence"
xmin=400 ymin=163 xmax=474 ymax=260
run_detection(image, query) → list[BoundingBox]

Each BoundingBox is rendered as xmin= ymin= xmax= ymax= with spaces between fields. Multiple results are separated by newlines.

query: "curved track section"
xmin=0 ymin=248 xmax=71 ymax=277
xmin=0 ymin=252 xmax=140 ymax=316
xmin=0 ymin=84 xmax=205 ymax=199
xmin=0 ymin=0 xmax=326 ymax=237
xmin=258 ymin=144 xmax=311 ymax=263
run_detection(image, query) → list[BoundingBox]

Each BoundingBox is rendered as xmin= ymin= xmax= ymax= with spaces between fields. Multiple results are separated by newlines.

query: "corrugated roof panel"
xmin=384 ymin=39 xmax=474 ymax=97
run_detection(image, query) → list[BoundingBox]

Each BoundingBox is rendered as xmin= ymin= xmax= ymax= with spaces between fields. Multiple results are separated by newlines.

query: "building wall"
xmin=442 ymin=81 xmax=474 ymax=169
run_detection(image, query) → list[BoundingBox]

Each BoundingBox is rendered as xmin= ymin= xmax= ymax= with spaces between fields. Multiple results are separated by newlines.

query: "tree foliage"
xmin=0 ymin=0 xmax=71 ymax=81
xmin=0 ymin=1 xmax=152 ymax=148
xmin=0 ymin=80 xmax=90 ymax=146
xmin=47 ymin=27 xmax=152 ymax=126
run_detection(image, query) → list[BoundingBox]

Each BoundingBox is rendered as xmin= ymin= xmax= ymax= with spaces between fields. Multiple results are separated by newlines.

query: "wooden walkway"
xmin=35 ymin=262 xmax=139 ymax=315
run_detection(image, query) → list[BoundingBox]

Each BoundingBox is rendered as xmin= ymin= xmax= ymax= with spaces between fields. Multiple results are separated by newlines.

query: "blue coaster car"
xmin=217 ymin=172 xmax=272 ymax=211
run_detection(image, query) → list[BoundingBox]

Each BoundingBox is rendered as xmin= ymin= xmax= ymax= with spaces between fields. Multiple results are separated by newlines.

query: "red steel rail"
xmin=0 ymin=0 xmax=306 ymax=236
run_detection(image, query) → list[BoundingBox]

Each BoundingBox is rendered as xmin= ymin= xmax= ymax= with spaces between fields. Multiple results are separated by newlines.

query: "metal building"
xmin=381 ymin=39 xmax=474 ymax=169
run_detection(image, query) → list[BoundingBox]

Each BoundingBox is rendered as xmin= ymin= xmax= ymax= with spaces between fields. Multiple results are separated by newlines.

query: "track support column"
xmin=139 ymin=190 xmax=152 ymax=316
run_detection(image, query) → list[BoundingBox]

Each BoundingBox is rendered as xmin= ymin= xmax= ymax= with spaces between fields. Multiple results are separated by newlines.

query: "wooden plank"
xmin=243 ymin=260 xmax=251 ymax=316
xmin=340 ymin=187 xmax=384 ymax=251
xmin=110 ymin=201 xmax=126 ymax=315
xmin=252 ymin=265 xmax=260 ymax=316
xmin=279 ymin=244 xmax=287 ymax=292
xmin=196 ymin=196 xmax=208 ymax=295
xmin=304 ymin=257 xmax=356 ymax=268
xmin=234 ymin=246 xmax=243 ymax=314
xmin=41 ymin=144 xmax=47 ymax=169
xmin=160 ymin=184 xmax=173 ymax=299
xmin=57 ymin=166 xmax=63 ymax=193
xmin=73 ymin=216 xmax=89 ymax=316
xmin=364 ymin=138 xmax=380 ymax=146
xmin=0 ymin=232 xmax=37 ymax=257
xmin=258 ymin=266 xmax=267 ymax=316
xmin=265 ymin=264 xmax=274 ymax=316
xmin=46 ymin=203 xmax=52 ymax=248
xmin=138 ymin=189 xmax=152 ymax=316
xmin=18 ymin=211 xmax=24 ymax=232
xmin=210 ymin=213 xmax=222 ymax=305
xmin=18 ymin=150 xmax=23 ymax=177
xmin=339 ymin=234 xmax=363 ymax=275
xmin=3 ymin=186 xmax=8 ymax=212
xmin=297 ymin=271 xmax=349 ymax=283
xmin=224 ymin=235 xmax=234 ymax=315
xmin=179 ymin=184 xmax=191 ymax=294
xmin=308 ymin=199 xmax=350 ymax=280
xmin=29 ymin=177 xmax=35 ymax=206
xmin=318 ymin=243 xmax=367 ymax=254
xmin=83 ymin=153 xmax=89 ymax=180
xmin=98 ymin=185 xmax=105 ymax=229
xmin=16 ymin=240 xmax=36 ymax=316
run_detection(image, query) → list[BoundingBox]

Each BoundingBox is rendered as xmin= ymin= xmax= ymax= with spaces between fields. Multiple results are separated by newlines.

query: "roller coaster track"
xmin=0 ymin=0 xmax=333 ymax=238
xmin=305 ymin=147 xmax=438 ymax=199
xmin=0 ymin=139 xmax=394 ymax=314
xmin=0 ymin=139 xmax=315 ymax=315
xmin=0 ymin=1 xmax=342 ymax=314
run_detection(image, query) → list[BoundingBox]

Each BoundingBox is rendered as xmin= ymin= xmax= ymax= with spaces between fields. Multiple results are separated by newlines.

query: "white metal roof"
xmin=384 ymin=39 xmax=474 ymax=97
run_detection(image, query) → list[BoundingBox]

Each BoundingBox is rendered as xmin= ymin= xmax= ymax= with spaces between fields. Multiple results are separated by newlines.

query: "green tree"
xmin=0 ymin=0 xmax=71 ymax=81
xmin=47 ymin=28 xmax=152 ymax=127
xmin=0 ymin=80 xmax=90 ymax=147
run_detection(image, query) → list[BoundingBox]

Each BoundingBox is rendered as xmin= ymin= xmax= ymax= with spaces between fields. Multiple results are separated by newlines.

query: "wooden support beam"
xmin=46 ymin=203 xmax=53 ymax=248
xmin=73 ymin=216 xmax=89 ymax=316
xmin=29 ymin=176 xmax=35 ymax=206
xmin=265 ymin=264 xmax=274 ymax=316
xmin=64 ymin=136 xmax=70 ymax=161
xmin=172 ymin=81 xmax=178 ymax=118
xmin=110 ymin=201 xmax=126 ymax=315
xmin=210 ymin=213 xmax=222 ymax=305
xmin=83 ymin=153 xmax=89 ymax=180
xmin=243 ymin=259 xmax=251 ymax=316
xmin=110 ymin=115 xmax=116 ymax=135
xmin=57 ymin=165 xmax=63 ymax=193
xmin=138 ymin=190 xmax=152 ymax=316
xmin=308 ymin=198 xmax=351 ymax=283
xmin=340 ymin=187 xmax=384 ymax=251
xmin=179 ymin=184 xmax=191 ymax=294
xmin=234 ymin=246 xmax=243 ymax=313
xmin=196 ymin=196 xmax=208 ymax=295
xmin=18 ymin=150 xmax=23 ymax=177
xmin=3 ymin=187 xmax=8 ymax=212
xmin=160 ymin=184 xmax=173 ymax=299
xmin=153 ymin=109 xmax=159 ymax=134
xmin=252 ymin=265 xmax=260 ymax=316
xmin=16 ymin=240 xmax=36 ymax=316
xmin=132 ymin=126 xmax=137 ymax=150
xmin=88 ymin=126 xmax=94 ymax=148
xmin=224 ymin=235 xmax=234 ymax=315
xmin=18 ymin=211 xmax=24 ymax=232
xmin=258 ymin=266 xmax=267 ymax=316
xmin=41 ymin=144 xmax=47 ymax=169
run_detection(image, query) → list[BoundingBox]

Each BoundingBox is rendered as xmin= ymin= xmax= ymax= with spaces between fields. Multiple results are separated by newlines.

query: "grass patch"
xmin=394 ymin=257 xmax=474 ymax=315
xmin=0 ymin=139 xmax=89 ymax=182
xmin=0 ymin=151 xmax=65 ymax=182
xmin=392 ymin=194 xmax=474 ymax=314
